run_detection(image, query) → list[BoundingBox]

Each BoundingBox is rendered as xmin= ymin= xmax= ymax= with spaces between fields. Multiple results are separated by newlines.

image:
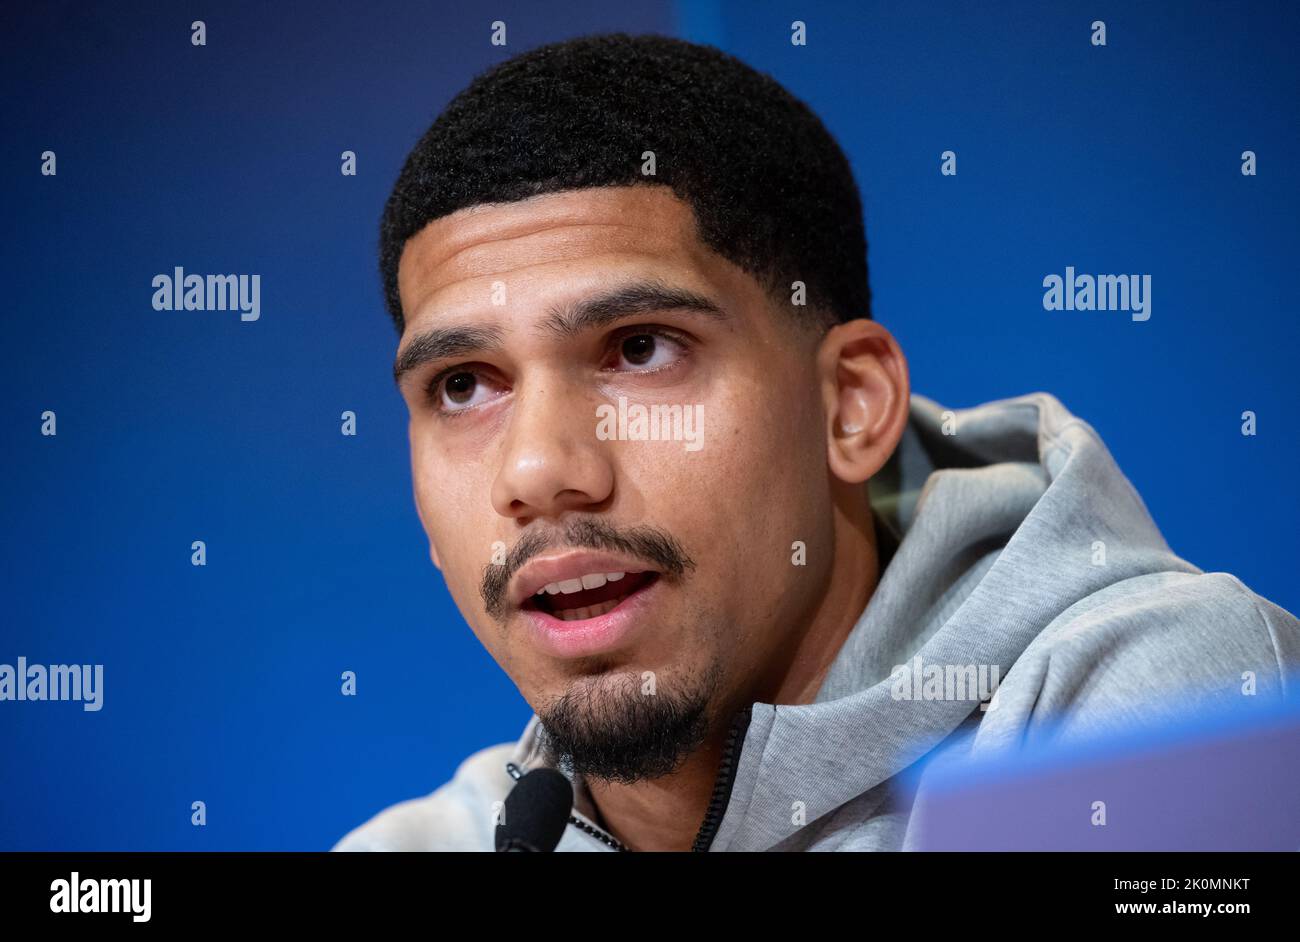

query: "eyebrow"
xmin=392 ymin=280 xmax=728 ymax=387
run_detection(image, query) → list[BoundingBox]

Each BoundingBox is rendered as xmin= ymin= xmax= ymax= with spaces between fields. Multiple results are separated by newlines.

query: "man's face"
xmin=394 ymin=186 xmax=840 ymax=780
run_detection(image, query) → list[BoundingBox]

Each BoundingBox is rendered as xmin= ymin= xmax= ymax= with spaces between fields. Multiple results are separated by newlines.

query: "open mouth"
xmin=523 ymin=571 xmax=659 ymax=621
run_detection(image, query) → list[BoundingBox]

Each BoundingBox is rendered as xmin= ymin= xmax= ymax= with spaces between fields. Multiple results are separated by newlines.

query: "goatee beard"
xmin=536 ymin=662 xmax=723 ymax=785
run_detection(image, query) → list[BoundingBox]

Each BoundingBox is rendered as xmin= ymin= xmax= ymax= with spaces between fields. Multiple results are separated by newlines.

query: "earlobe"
xmin=820 ymin=319 xmax=910 ymax=485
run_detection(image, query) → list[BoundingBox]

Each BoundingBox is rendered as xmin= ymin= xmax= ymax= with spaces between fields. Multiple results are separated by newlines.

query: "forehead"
xmin=396 ymin=187 xmax=716 ymax=329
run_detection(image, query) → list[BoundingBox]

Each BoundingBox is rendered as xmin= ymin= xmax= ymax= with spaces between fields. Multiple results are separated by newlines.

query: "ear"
xmin=817 ymin=319 xmax=910 ymax=485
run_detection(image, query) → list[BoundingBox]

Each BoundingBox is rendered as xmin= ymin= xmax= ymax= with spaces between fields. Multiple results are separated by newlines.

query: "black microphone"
xmin=495 ymin=767 xmax=574 ymax=852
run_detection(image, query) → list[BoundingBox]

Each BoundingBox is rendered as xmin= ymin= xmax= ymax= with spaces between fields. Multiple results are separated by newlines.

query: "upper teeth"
xmin=538 ymin=571 xmax=628 ymax=596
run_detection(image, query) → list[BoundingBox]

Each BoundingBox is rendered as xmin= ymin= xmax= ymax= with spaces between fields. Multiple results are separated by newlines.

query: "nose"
xmin=490 ymin=376 xmax=614 ymax=522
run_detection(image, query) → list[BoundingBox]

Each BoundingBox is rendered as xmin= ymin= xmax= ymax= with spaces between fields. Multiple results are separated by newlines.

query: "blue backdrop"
xmin=2 ymin=0 xmax=1295 ymax=849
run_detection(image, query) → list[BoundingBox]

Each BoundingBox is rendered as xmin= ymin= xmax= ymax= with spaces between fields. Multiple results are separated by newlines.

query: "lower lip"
xmin=521 ymin=577 xmax=661 ymax=659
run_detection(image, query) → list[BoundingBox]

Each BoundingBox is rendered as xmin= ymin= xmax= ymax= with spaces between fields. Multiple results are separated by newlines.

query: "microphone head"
xmin=495 ymin=767 xmax=574 ymax=852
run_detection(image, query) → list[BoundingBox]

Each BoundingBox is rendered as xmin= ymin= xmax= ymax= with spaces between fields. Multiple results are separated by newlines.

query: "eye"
xmin=428 ymin=368 xmax=501 ymax=415
xmin=605 ymin=327 xmax=690 ymax=372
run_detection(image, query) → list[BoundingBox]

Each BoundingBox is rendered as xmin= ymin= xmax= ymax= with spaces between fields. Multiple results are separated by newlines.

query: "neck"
xmin=586 ymin=489 xmax=880 ymax=851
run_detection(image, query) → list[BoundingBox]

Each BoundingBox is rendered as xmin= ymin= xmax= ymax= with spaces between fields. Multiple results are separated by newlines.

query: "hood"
xmin=511 ymin=390 xmax=1200 ymax=851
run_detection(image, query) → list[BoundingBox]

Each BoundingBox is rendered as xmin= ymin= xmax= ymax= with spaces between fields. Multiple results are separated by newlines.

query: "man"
xmin=333 ymin=34 xmax=1298 ymax=852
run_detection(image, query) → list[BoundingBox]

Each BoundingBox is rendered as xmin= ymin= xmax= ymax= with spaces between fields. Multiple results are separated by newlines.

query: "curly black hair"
xmin=378 ymin=33 xmax=870 ymax=334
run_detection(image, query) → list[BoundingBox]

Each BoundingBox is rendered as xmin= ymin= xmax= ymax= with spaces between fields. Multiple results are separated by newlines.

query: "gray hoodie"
xmin=332 ymin=391 xmax=1299 ymax=852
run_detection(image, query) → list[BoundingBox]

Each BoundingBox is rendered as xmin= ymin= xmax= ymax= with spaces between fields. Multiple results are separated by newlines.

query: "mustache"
xmin=480 ymin=518 xmax=695 ymax=621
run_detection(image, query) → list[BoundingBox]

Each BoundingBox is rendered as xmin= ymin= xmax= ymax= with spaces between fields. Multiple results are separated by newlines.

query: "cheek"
xmin=699 ymin=377 xmax=826 ymax=511
xmin=409 ymin=440 xmax=499 ymax=603
xmin=688 ymin=379 xmax=828 ymax=604
xmin=408 ymin=435 xmax=523 ymax=636
xmin=410 ymin=426 xmax=487 ymax=530
xmin=622 ymin=381 xmax=825 ymax=588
